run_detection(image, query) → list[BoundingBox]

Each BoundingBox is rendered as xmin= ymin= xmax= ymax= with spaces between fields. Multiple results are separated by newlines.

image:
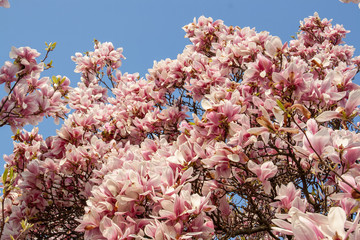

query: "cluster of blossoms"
xmin=1 ymin=5 xmax=360 ymax=240
xmin=0 ymin=45 xmax=70 ymax=132
xmin=0 ymin=0 xmax=9 ymax=8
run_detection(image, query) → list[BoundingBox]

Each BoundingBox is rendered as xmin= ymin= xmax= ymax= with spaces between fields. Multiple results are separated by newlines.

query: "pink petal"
xmin=328 ymin=207 xmax=346 ymax=237
xmin=345 ymin=90 xmax=360 ymax=116
xmin=316 ymin=111 xmax=341 ymax=122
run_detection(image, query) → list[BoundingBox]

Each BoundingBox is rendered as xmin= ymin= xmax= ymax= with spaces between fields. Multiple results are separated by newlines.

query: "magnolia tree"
xmin=1 ymin=1 xmax=360 ymax=240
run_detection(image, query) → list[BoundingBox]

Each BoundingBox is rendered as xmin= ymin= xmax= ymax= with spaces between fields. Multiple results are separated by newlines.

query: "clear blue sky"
xmin=0 ymin=0 xmax=359 ymax=172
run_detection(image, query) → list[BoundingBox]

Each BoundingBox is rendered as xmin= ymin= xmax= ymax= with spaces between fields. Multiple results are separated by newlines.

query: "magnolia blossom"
xmin=0 ymin=0 xmax=9 ymax=8
xmin=248 ymin=160 xmax=278 ymax=194
xmin=273 ymin=207 xmax=360 ymax=239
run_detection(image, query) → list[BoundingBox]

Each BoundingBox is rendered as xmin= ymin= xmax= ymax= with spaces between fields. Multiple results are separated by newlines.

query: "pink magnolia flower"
xmin=9 ymin=46 xmax=43 ymax=75
xmin=265 ymin=36 xmax=286 ymax=58
xmin=0 ymin=0 xmax=9 ymax=8
xmin=303 ymin=119 xmax=331 ymax=158
xmin=316 ymin=89 xmax=360 ymax=122
xmin=273 ymin=207 xmax=325 ymax=239
xmin=273 ymin=207 xmax=360 ymax=239
xmin=0 ymin=61 xmax=19 ymax=84
xmin=99 ymin=216 xmax=123 ymax=240
xmin=243 ymin=54 xmax=274 ymax=83
xmin=248 ymin=160 xmax=278 ymax=194
xmin=335 ymin=174 xmax=360 ymax=200
xmin=271 ymin=182 xmax=302 ymax=211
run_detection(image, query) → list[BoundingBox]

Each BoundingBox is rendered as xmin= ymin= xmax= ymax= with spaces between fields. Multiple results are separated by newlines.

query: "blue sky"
xmin=0 ymin=0 xmax=359 ymax=172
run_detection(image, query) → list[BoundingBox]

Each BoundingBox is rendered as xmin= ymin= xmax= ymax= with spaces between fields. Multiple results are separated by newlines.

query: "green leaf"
xmin=2 ymin=167 xmax=8 ymax=184
xmin=276 ymin=99 xmax=285 ymax=111
xmin=9 ymin=166 xmax=14 ymax=180
xmin=50 ymin=42 xmax=57 ymax=50
xmin=21 ymin=219 xmax=26 ymax=229
xmin=52 ymin=76 xmax=59 ymax=84
xmin=45 ymin=42 xmax=52 ymax=51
